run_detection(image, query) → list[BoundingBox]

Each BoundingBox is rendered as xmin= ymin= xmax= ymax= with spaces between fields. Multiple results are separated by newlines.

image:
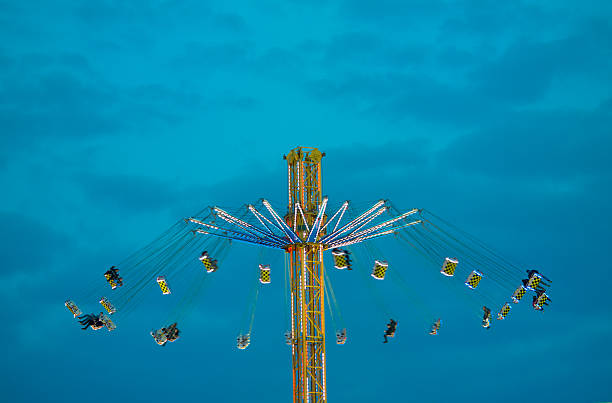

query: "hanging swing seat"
xmin=534 ymin=293 xmax=549 ymax=310
xmin=156 ymin=276 xmax=171 ymax=294
xmin=199 ymin=251 xmax=219 ymax=273
xmin=151 ymin=323 xmax=180 ymax=345
xmin=65 ymin=299 xmax=82 ymax=318
xmin=332 ymin=249 xmax=351 ymax=270
xmin=482 ymin=306 xmax=492 ymax=329
xmin=511 ymin=285 xmax=527 ymax=303
xmin=285 ymin=331 xmax=295 ymax=346
xmin=497 ymin=303 xmax=511 ymax=320
xmin=441 ymin=257 xmax=458 ymax=277
xmin=525 ymin=273 xmax=542 ymax=291
xmin=103 ymin=266 xmax=122 ymax=289
xmin=104 ymin=274 xmax=118 ymax=289
xmin=259 ymin=264 xmax=271 ymax=284
xmin=99 ymin=297 xmax=116 ymax=314
xmin=151 ymin=328 xmax=168 ymax=345
xmin=428 ymin=319 xmax=440 ymax=335
xmin=371 ymin=260 xmax=388 ymax=280
xmin=237 ymin=334 xmax=251 ymax=350
xmin=336 ymin=328 xmax=347 ymax=345
xmin=100 ymin=313 xmax=116 ymax=331
xmin=465 ymin=270 xmax=483 ymax=289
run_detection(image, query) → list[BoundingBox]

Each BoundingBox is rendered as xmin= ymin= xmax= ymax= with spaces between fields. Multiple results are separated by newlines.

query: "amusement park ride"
xmin=66 ymin=146 xmax=552 ymax=403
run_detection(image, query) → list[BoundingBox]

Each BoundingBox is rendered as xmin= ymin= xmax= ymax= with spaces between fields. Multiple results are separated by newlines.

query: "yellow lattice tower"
xmin=284 ymin=147 xmax=327 ymax=403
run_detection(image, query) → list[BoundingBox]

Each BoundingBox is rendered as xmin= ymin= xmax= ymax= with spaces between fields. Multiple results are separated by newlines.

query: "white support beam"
xmin=307 ymin=197 xmax=328 ymax=243
xmin=320 ymin=200 xmax=385 ymax=244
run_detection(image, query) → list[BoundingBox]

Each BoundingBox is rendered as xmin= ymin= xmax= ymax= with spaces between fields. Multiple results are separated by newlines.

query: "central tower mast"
xmin=285 ymin=147 xmax=327 ymax=403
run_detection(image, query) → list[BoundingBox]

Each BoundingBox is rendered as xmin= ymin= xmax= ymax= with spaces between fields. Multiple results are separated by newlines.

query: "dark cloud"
xmin=435 ymin=46 xmax=478 ymax=70
xmin=174 ymin=167 xmax=286 ymax=215
xmin=320 ymin=32 xmax=427 ymax=70
xmin=0 ymin=49 xmax=251 ymax=160
xmin=211 ymin=92 xmax=256 ymax=110
xmin=11 ymin=70 xmax=115 ymax=113
xmin=0 ymin=49 xmax=13 ymax=70
xmin=472 ymin=40 xmax=561 ymax=103
xmin=121 ymin=84 xmax=204 ymax=125
xmin=72 ymin=162 xmax=284 ymax=220
xmin=74 ymin=0 xmax=213 ymax=29
xmin=0 ymin=211 xmax=70 ymax=276
xmin=0 ymin=0 xmax=19 ymax=12
xmin=56 ymin=53 xmax=93 ymax=73
xmin=213 ymin=13 xmax=249 ymax=33
xmin=323 ymin=32 xmax=385 ymax=65
xmin=341 ymin=0 xmax=442 ymax=25
xmin=303 ymin=19 xmax=612 ymax=126
xmin=0 ymin=2 xmax=38 ymax=40
xmin=0 ymin=53 xmax=121 ymax=146
xmin=0 ymin=71 xmax=122 ymax=161
xmin=76 ymin=173 xmax=184 ymax=214
xmin=308 ymin=72 xmax=498 ymax=127
xmin=437 ymin=1 xmax=551 ymax=40
xmin=75 ymin=0 xmax=135 ymax=24
xmin=324 ymin=139 xmax=429 ymax=180
xmin=170 ymin=40 xmax=253 ymax=72
xmin=472 ymin=20 xmax=612 ymax=103
xmin=442 ymin=99 xmax=612 ymax=179
xmin=253 ymin=47 xmax=306 ymax=77
xmin=69 ymin=1 xmax=217 ymax=53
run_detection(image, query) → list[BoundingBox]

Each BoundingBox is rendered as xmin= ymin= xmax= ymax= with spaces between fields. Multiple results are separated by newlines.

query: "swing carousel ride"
xmin=65 ymin=147 xmax=552 ymax=403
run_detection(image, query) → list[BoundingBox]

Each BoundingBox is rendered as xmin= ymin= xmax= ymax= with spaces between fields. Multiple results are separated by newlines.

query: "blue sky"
xmin=1 ymin=1 xmax=611 ymax=402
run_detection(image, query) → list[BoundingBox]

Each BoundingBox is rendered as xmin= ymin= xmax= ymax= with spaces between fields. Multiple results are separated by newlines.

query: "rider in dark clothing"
xmin=534 ymin=285 xmax=547 ymax=293
xmin=526 ymin=270 xmax=551 ymax=286
xmin=105 ymin=266 xmax=123 ymax=287
xmin=429 ymin=318 xmax=441 ymax=335
xmin=482 ymin=307 xmax=491 ymax=329
xmin=522 ymin=276 xmax=549 ymax=291
xmin=383 ymin=319 xmax=398 ymax=343
xmin=78 ymin=313 xmax=105 ymax=330
xmin=532 ymin=290 xmax=550 ymax=310
xmin=165 ymin=323 xmax=180 ymax=342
